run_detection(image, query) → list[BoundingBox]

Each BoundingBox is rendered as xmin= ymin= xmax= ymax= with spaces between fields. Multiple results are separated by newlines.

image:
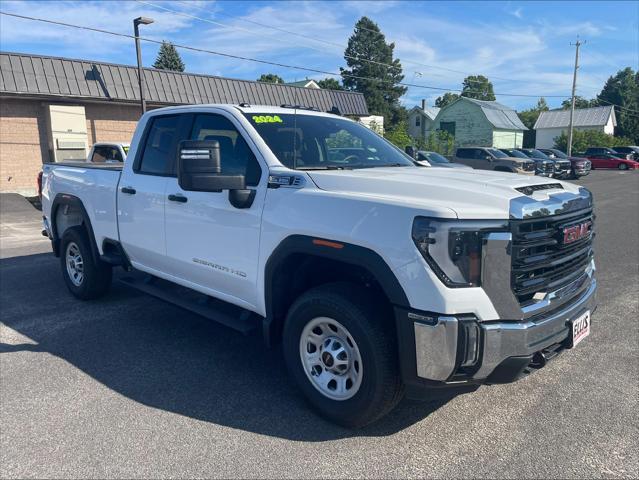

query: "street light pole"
xmin=133 ymin=16 xmax=154 ymax=115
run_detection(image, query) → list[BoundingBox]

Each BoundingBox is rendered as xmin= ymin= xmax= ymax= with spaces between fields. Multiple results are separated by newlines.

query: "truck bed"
xmin=42 ymin=162 xmax=122 ymax=254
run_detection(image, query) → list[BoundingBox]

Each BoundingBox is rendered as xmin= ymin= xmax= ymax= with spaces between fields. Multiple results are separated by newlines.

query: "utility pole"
xmin=567 ymin=39 xmax=584 ymax=156
xmin=133 ymin=17 xmax=154 ymax=115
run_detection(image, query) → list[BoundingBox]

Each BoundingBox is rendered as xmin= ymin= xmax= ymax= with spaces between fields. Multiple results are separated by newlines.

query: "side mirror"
xmin=485 ymin=155 xmax=492 ymax=161
xmin=177 ymin=140 xmax=245 ymax=193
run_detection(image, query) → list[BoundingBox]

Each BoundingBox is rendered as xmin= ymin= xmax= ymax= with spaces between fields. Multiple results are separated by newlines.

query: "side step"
xmin=119 ymin=273 xmax=259 ymax=335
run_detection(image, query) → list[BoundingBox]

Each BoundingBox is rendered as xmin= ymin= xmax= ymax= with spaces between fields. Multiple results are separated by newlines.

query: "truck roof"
xmin=144 ymin=103 xmax=350 ymax=121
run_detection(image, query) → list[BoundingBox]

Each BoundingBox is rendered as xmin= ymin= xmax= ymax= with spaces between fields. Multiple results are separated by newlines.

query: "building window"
xmin=440 ymin=121 xmax=456 ymax=136
xmin=415 ymin=116 xmax=421 ymax=127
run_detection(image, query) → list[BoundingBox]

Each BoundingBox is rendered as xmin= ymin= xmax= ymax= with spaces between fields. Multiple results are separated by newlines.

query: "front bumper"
xmin=395 ymin=271 xmax=597 ymax=395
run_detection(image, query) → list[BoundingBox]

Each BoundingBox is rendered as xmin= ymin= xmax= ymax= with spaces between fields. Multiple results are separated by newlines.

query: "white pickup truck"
xmin=41 ymin=104 xmax=597 ymax=427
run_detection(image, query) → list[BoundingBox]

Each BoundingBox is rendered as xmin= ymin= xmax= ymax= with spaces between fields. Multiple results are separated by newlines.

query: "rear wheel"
xmin=283 ymin=282 xmax=404 ymax=428
xmin=618 ymin=163 xmax=628 ymax=170
xmin=60 ymin=226 xmax=112 ymax=300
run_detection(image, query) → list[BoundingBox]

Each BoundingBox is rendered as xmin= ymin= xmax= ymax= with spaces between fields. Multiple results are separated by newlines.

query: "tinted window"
xmin=138 ymin=115 xmax=181 ymax=175
xmin=423 ymin=152 xmax=449 ymax=164
xmin=456 ymin=148 xmax=472 ymax=159
xmin=92 ymin=146 xmax=123 ymax=163
xmin=486 ymin=148 xmax=508 ymax=158
xmin=190 ymin=114 xmax=262 ymax=186
xmin=244 ymin=113 xmax=414 ymax=170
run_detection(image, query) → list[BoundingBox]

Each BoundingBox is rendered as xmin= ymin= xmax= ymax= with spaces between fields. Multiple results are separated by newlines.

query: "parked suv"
xmin=453 ymin=147 xmax=535 ymax=174
xmin=538 ymin=148 xmax=591 ymax=179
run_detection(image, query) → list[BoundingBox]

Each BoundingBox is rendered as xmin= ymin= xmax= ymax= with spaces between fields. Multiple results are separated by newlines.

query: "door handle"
xmin=168 ymin=194 xmax=188 ymax=203
xmin=121 ymin=186 xmax=136 ymax=195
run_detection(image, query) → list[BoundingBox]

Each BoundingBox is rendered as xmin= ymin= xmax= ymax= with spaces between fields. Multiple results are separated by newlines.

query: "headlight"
xmin=412 ymin=217 xmax=505 ymax=288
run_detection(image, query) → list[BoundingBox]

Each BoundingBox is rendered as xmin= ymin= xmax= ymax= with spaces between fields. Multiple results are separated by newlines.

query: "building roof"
xmin=459 ymin=97 xmax=527 ymax=130
xmin=533 ymin=105 xmax=615 ymax=129
xmin=0 ymin=52 xmax=368 ymax=115
xmin=286 ymin=79 xmax=320 ymax=89
xmin=410 ymin=105 xmax=440 ymax=121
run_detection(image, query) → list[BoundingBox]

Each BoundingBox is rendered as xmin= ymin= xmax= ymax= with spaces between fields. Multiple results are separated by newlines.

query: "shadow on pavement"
xmin=1 ymin=252 xmax=466 ymax=440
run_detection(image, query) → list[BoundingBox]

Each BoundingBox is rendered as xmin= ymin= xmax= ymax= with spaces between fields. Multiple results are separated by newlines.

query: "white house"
xmin=534 ymin=105 xmax=616 ymax=149
xmin=408 ymin=100 xmax=440 ymax=140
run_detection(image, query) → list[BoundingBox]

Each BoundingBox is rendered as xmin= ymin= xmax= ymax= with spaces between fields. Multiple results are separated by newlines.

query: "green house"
xmin=433 ymin=97 xmax=527 ymax=148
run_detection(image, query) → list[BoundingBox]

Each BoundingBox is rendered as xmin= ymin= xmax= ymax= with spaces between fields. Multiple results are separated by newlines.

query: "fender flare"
xmin=264 ymin=234 xmax=409 ymax=320
xmin=50 ymin=193 xmax=100 ymax=264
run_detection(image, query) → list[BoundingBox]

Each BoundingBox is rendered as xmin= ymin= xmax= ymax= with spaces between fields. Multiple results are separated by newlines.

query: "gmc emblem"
xmin=563 ymin=221 xmax=592 ymax=245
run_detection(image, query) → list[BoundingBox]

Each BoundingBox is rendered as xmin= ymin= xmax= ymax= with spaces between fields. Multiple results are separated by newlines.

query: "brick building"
xmin=0 ymin=52 xmax=368 ymax=195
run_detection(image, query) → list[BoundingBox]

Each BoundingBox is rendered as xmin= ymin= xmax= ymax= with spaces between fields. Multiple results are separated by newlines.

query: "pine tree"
xmin=153 ymin=41 xmax=185 ymax=72
xmin=340 ymin=17 xmax=407 ymax=127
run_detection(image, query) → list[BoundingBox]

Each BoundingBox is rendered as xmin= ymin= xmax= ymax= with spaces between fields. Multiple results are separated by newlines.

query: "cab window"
xmin=189 ymin=114 xmax=262 ymax=186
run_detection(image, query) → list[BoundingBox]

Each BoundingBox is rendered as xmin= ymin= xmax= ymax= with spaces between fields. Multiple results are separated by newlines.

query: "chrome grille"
xmin=510 ymin=208 xmax=594 ymax=305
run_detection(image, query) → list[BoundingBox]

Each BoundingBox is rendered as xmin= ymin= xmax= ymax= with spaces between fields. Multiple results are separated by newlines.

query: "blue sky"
xmin=1 ymin=1 xmax=637 ymax=111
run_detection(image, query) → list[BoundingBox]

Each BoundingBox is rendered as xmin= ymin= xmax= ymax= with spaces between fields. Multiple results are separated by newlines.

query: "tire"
xmin=60 ymin=226 xmax=112 ymax=300
xmin=618 ymin=163 xmax=628 ymax=170
xmin=283 ymin=282 xmax=404 ymax=428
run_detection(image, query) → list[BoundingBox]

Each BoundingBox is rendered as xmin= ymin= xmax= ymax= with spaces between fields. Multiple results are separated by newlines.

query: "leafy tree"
xmin=461 ymin=75 xmax=495 ymax=101
xmin=435 ymin=92 xmax=459 ymax=108
xmin=553 ymin=130 xmax=633 ymax=153
xmin=317 ymin=78 xmax=343 ymax=90
xmin=518 ymin=98 xmax=549 ymax=147
xmin=257 ymin=73 xmax=284 ymax=84
xmin=384 ymin=121 xmax=412 ymax=150
xmin=560 ymin=96 xmax=598 ymax=110
xmin=153 ymin=41 xmax=185 ymax=72
xmin=341 ymin=17 xmax=407 ymax=127
xmin=425 ymin=130 xmax=455 ymax=156
xmin=596 ymin=67 xmax=639 ymax=142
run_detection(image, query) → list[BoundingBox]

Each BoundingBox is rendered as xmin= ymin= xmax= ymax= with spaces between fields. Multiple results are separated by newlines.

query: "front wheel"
xmin=283 ymin=282 xmax=404 ymax=428
xmin=618 ymin=163 xmax=629 ymax=170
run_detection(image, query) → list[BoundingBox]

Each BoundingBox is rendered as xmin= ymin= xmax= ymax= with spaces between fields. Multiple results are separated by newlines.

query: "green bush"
xmin=553 ymin=130 xmax=634 ymax=153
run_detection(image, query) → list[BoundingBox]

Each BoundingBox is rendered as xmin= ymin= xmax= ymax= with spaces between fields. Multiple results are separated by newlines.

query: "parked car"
xmin=40 ymin=104 xmax=597 ymax=427
xmin=538 ymin=148 xmax=591 ymax=179
xmin=87 ymin=142 xmax=129 ymax=163
xmin=416 ymin=151 xmax=472 ymax=169
xmin=583 ymin=147 xmax=634 ymax=161
xmin=582 ymin=149 xmax=639 ymax=170
xmin=453 ymin=147 xmax=535 ymax=174
xmin=610 ymin=146 xmax=639 ymax=162
xmin=500 ymin=148 xmax=555 ymax=177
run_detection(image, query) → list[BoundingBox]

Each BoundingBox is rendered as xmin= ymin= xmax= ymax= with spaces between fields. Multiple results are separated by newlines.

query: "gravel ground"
xmin=1 ymin=171 xmax=637 ymax=479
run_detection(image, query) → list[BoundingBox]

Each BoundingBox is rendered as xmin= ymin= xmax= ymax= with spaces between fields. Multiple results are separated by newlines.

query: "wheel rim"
xmin=299 ymin=317 xmax=363 ymax=401
xmin=620 ymin=164 xmax=628 ymax=170
xmin=65 ymin=242 xmax=84 ymax=286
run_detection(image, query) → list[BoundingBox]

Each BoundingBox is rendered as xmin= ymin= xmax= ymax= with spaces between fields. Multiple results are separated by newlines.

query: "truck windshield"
xmin=486 ymin=148 xmax=508 ymax=158
xmin=243 ymin=113 xmax=415 ymax=170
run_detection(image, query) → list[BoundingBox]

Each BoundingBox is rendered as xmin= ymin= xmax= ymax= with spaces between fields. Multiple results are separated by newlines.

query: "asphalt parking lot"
xmin=1 ymin=171 xmax=638 ymax=479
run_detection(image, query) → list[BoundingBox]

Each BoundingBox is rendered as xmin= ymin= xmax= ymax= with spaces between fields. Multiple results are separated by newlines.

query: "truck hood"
xmin=306 ymin=167 xmax=581 ymax=219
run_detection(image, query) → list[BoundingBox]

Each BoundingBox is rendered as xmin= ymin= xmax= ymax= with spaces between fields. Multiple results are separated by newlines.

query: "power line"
xmin=0 ymin=10 xmax=570 ymax=99
xmin=131 ymin=3 xmax=571 ymax=98
xmin=170 ymin=0 xmax=578 ymax=90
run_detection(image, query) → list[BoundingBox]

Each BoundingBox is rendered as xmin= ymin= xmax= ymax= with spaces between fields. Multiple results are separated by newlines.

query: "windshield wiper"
xmin=356 ymin=163 xmax=408 ymax=169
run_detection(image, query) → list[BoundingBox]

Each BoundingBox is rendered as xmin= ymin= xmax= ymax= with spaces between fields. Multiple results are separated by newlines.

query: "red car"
xmin=583 ymin=147 xmax=639 ymax=170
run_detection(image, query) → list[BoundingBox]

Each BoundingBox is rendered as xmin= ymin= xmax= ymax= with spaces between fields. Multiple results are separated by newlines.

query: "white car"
xmin=40 ymin=104 xmax=597 ymax=427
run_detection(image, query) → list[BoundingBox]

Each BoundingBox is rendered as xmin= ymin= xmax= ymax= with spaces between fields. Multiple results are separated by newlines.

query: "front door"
xmin=118 ymin=114 xmax=188 ymax=271
xmin=164 ymin=112 xmax=266 ymax=309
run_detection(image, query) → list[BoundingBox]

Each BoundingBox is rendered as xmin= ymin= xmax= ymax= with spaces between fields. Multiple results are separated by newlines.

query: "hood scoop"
xmin=515 ymin=183 xmax=564 ymax=196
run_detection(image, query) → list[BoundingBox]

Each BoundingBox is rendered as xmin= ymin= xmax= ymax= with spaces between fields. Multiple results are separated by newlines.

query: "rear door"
xmin=117 ymin=114 xmax=190 ymax=271
xmin=163 ymin=111 xmax=266 ymax=309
